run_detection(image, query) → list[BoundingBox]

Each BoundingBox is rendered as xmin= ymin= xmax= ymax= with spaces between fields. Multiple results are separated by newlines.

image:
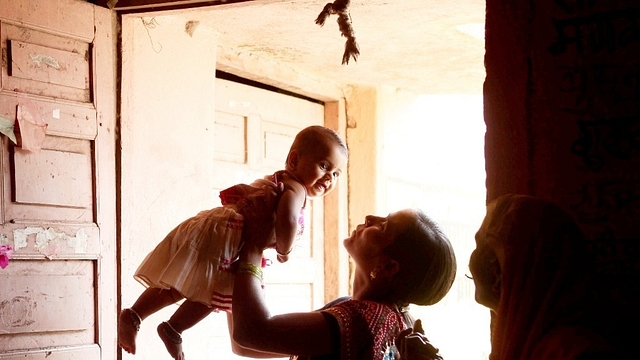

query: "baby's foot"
xmin=158 ymin=321 xmax=184 ymax=360
xmin=118 ymin=308 xmax=141 ymax=354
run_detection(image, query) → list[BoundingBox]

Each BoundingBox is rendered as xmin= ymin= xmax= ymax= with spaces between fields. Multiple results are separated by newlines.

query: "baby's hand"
xmin=276 ymin=253 xmax=290 ymax=263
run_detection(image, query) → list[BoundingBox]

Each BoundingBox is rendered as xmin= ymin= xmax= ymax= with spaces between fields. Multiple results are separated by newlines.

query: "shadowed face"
xmin=344 ymin=209 xmax=416 ymax=269
xmin=469 ymin=202 xmax=501 ymax=311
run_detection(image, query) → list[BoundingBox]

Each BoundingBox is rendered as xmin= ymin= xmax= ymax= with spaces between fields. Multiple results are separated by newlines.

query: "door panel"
xmin=0 ymin=1 xmax=116 ymax=359
xmin=2 ymin=24 xmax=92 ymax=102
xmin=0 ymin=261 xmax=95 ymax=350
xmin=10 ymin=136 xmax=93 ymax=214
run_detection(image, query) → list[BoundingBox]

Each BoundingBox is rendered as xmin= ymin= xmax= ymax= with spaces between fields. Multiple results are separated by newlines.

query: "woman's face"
xmin=468 ymin=202 xmax=501 ymax=311
xmin=344 ymin=209 xmax=416 ymax=266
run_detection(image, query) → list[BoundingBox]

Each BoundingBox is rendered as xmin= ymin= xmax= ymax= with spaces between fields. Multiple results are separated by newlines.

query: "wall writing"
xmin=542 ymin=0 xmax=639 ymax=311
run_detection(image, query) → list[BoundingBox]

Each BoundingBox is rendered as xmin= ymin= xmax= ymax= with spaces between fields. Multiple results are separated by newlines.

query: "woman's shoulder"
xmin=323 ymin=298 xmax=401 ymax=321
xmin=533 ymin=325 xmax=617 ymax=360
xmin=319 ymin=296 xmax=352 ymax=310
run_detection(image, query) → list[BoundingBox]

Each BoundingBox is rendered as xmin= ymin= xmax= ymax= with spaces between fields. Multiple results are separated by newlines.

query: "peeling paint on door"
xmin=13 ymin=227 xmax=88 ymax=258
xmin=29 ymin=53 xmax=61 ymax=69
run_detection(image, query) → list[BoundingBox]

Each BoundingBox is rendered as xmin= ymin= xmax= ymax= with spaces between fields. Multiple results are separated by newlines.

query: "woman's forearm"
xmin=232 ymin=245 xmax=272 ymax=349
xmin=227 ymin=312 xmax=287 ymax=358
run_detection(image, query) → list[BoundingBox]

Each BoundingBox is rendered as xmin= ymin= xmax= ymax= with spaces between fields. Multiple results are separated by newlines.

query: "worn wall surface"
xmin=120 ymin=13 xmax=220 ymax=360
xmin=484 ymin=0 xmax=640 ymax=352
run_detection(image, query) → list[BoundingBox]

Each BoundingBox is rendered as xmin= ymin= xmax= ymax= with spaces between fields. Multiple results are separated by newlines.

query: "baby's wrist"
xmin=275 ymin=246 xmax=293 ymax=257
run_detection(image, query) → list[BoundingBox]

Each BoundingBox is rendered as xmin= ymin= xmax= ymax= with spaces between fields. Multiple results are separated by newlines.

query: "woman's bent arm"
xmin=232 ymin=186 xmax=336 ymax=357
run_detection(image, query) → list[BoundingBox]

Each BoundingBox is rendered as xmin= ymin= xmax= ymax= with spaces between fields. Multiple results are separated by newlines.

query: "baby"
xmin=118 ymin=125 xmax=348 ymax=360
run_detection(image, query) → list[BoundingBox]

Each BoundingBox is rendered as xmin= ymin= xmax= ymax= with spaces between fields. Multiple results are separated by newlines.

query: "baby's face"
xmin=293 ymin=144 xmax=347 ymax=198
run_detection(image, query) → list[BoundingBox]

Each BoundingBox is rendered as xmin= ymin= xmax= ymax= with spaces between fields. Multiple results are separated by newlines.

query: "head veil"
xmin=485 ymin=195 xmax=608 ymax=360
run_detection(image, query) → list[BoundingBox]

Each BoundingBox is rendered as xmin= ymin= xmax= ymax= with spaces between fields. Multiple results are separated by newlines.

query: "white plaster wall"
xmin=382 ymin=92 xmax=490 ymax=360
xmin=120 ymin=13 xmax=224 ymax=360
xmin=346 ymin=86 xmax=489 ymax=359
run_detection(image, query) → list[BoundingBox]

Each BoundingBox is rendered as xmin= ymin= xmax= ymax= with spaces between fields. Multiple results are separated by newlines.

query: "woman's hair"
xmin=385 ymin=209 xmax=457 ymax=307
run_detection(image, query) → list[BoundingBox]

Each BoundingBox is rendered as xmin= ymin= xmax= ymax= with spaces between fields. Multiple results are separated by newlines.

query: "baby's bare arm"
xmin=274 ymin=179 xmax=306 ymax=260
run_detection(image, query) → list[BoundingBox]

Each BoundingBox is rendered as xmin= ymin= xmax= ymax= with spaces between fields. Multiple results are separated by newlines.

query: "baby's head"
xmin=285 ymin=126 xmax=348 ymax=198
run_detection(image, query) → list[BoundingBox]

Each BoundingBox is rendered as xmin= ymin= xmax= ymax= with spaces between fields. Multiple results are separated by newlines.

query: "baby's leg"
xmin=158 ymin=300 xmax=214 ymax=360
xmin=118 ymin=288 xmax=183 ymax=354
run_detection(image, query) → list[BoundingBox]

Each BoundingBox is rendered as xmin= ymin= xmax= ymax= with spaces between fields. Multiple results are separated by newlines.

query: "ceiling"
xmin=122 ymin=0 xmax=487 ymax=95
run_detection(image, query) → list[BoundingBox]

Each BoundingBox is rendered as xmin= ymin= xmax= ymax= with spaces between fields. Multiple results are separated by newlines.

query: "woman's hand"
xmin=237 ymin=183 xmax=283 ymax=251
xmin=395 ymin=319 xmax=443 ymax=360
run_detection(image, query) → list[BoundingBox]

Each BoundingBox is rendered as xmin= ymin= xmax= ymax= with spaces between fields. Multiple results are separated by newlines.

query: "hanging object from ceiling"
xmin=315 ymin=0 xmax=360 ymax=65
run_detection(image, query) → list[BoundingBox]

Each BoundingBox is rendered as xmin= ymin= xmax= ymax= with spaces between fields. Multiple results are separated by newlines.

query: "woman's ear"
xmin=380 ymin=258 xmax=400 ymax=279
xmin=369 ymin=258 xmax=400 ymax=281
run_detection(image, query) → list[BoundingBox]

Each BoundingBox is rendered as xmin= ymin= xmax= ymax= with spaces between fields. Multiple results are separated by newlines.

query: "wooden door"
xmin=0 ymin=1 xmax=117 ymax=359
xmin=209 ymin=77 xmax=326 ymax=358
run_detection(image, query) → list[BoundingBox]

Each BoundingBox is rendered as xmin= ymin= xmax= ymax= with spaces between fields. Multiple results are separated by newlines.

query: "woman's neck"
xmin=352 ymin=271 xmax=395 ymax=305
xmin=351 ymin=272 xmax=368 ymax=300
